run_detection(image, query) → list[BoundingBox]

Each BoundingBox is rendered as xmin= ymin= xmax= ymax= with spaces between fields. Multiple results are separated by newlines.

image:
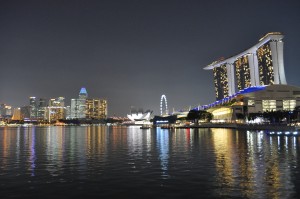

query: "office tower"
xmin=79 ymin=87 xmax=88 ymax=100
xmin=12 ymin=108 xmax=22 ymax=120
xmin=37 ymin=98 xmax=47 ymax=120
xmin=86 ymin=99 xmax=107 ymax=119
xmin=70 ymin=88 xmax=88 ymax=119
xmin=21 ymin=106 xmax=31 ymax=119
xmin=47 ymin=97 xmax=66 ymax=121
xmin=0 ymin=104 xmax=12 ymax=119
xmin=70 ymin=99 xmax=86 ymax=119
xmin=29 ymin=97 xmax=37 ymax=119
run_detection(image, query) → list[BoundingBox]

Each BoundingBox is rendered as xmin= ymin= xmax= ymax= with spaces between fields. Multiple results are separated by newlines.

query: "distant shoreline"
xmin=175 ymin=123 xmax=298 ymax=131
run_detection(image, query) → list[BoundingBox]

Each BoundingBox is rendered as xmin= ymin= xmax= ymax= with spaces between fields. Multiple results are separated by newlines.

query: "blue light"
xmin=79 ymin=87 xmax=87 ymax=94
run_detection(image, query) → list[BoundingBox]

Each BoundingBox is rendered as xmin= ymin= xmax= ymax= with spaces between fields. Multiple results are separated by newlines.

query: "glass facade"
xmin=257 ymin=42 xmax=274 ymax=86
xmin=70 ymin=99 xmax=86 ymax=119
xmin=213 ymin=64 xmax=229 ymax=100
xmin=235 ymin=56 xmax=251 ymax=91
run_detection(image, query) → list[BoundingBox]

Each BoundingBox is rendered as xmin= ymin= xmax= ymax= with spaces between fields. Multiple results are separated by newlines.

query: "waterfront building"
xmin=69 ymin=87 xmax=108 ymax=120
xmin=70 ymin=98 xmax=86 ymax=119
xmin=12 ymin=108 xmax=21 ymax=120
xmin=203 ymin=32 xmax=300 ymax=123
xmin=29 ymin=97 xmax=38 ymax=119
xmin=37 ymin=98 xmax=47 ymax=120
xmin=47 ymin=97 xmax=66 ymax=122
xmin=0 ymin=104 xmax=12 ymax=119
xmin=205 ymin=85 xmax=300 ymax=122
xmin=65 ymin=106 xmax=71 ymax=119
xmin=70 ymin=88 xmax=88 ymax=119
xmin=204 ymin=32 xmax=286 ymax=101
xmin=127 ymin=107 xmax=152 ymax=124
xmin=86 ymin=98 xmax=107 ymax=119
xmin=20 ymin=106 xmax=30 ymax=120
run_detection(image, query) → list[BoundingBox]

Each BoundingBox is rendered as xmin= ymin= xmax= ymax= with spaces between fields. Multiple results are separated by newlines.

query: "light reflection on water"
xmin=0 ymin=126 xmax=300 ymax=198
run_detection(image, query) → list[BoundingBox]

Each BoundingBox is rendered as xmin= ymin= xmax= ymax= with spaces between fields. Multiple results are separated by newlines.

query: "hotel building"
xmin=205 ymin=32 xmax=286 ymax=100
xmin=203 ymin=32 xmax=300 ymax=122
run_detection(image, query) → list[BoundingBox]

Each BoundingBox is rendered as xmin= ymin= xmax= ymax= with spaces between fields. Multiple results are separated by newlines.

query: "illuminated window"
xmin=213 ymin=64 xmax=229 ymax=100
xmin=257 ymin=43 xmax=274 ymax=85
xmin=262 ymin=100 xmax=276 ymax=112
xmin=248 ymin=100 xmax=255 ymax=106
xmin=283 ymin=100 xmax=296 ymax=111
xmin=235 ymin=56 xmax=251 ymax=91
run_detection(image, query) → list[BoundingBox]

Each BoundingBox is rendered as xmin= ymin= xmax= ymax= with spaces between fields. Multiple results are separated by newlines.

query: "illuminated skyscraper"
xmin=213 ymin=64 xmax=229 ymax=100
xmin=21 ymin=106 xmax=30 ymax=119
xmin=79 ymin=87 xmax=88 ymax=99
xmin=37 ymin=98 xmax=47 ymax=120
xmin=29 ymin=97 xmax=37 ymax=119
xmin=48 ymin=97 xmax=65 ymax=121
xmin=86 ymin=99 xmax=107 ymax=119
xmin=70 ymin=88 xmax=88 ymax=119
xmin=12 ymin=108 xmax=21 ymax=120
xmin=204 ymin=32 xmax=287 ymax=100
xmin=0 ymin=104 xmax=12 ymax=119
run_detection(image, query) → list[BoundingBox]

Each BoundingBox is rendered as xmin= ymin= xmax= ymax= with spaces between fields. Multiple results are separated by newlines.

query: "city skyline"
xmin=1 ymin=0 xmax=300 ymax=116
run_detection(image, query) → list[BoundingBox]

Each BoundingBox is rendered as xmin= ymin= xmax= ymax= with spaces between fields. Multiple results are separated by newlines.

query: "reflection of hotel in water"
xmin=211 ymin=129 xmax=297 ymax=198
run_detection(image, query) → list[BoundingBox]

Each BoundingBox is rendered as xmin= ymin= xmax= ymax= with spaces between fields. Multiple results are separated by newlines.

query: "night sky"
xmin=1 ymin=0 xmax=300 ymax=116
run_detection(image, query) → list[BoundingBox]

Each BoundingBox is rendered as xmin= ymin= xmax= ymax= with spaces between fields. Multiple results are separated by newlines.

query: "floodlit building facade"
xmin=70 ymin=99 xmax=86 ymax=119
xmin=86 ymin=99 xmax=107 ymax=119
xmin=203 ymin=32 xmax=300 ymax=122
xmin=70 ymin=87 xmax=88 ymax=119
xmin=0 ymin=104 xmax=12 ymax=119
xmin=37 ymin=98 xmax=47 ymax=120
xmin=29 ymin=97 xmax=38 ymax=119
xmin=47 ymin=97 xmax=66 ymax=122
xmin=205 ymin=32 xmax=287 ymax=101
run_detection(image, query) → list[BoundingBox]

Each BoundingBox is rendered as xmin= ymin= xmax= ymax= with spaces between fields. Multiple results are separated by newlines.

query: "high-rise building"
xmin=12 ymin=108 xmax=22 ymax=120
xmin=29 ymin=97 xmax=37 ymax=119
xmin=0 ymin=104 xmax=12 ymax=119
xmin=69 ymin=87 xmax=108 ymax=120
xmin=70 ymin=88 xmax=88 ymax=119
xmin=204 ymin=32 xmax=287 ymax=101
xmin=21 ymin=106 xmax=30 ymax=119
xmin=47 ymin=97 xmax=65 ymax=122
xmin=86 ymin=99 xmax=107 ymax=119
xmin=37 ymin=98 xmax=47 ymax=120
xmin=213 ymin=64 xmax=229 ymax=100
xmin=79 ymin=87 xmax=88 ymax=100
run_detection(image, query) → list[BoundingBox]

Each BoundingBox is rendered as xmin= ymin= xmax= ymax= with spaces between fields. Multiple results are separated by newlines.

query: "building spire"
xmin=79 ymin=87 xmax=88 ymax=99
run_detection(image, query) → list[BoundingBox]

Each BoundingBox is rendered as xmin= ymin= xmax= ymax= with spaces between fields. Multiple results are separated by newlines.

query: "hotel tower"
xmin=204 ymin=32 xmax=287 ymax=101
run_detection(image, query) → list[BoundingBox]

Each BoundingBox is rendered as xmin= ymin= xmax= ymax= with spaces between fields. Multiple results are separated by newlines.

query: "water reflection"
xmin=211 ymin=128 xmax=298 ymax=198
xmin=156 ymin=128 xmax=169 ymax=175
xmin=0 ymin=126 xmax=299 ymax=198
